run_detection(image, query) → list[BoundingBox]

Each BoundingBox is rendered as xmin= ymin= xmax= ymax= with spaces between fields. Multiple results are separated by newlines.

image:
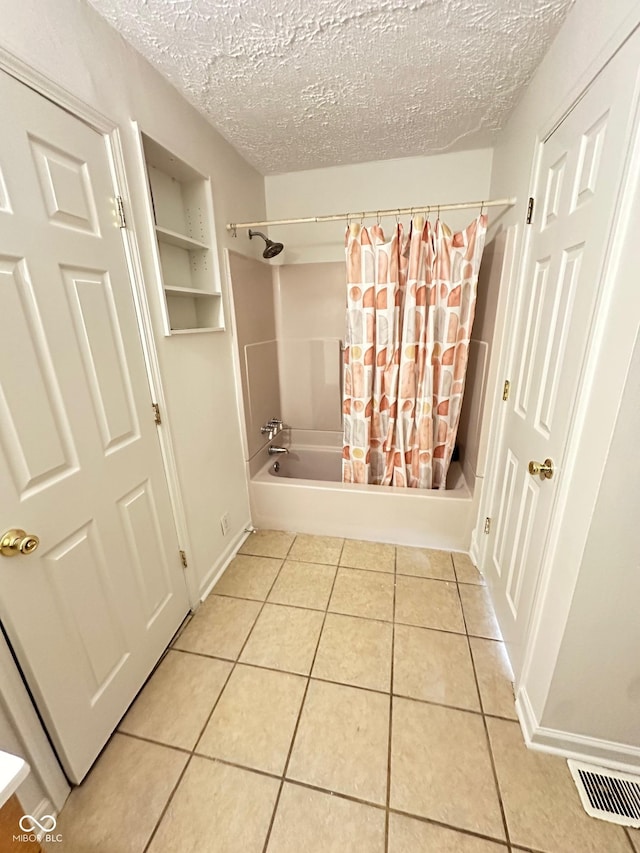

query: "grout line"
xmin=205 ymin=587 xmax=498 ymax=638
xmin=384 ymin=547 xmax=398 ymax=853
xmin=118 ymin=730 xmax=192 ymax=756
xmin=127 ymin=721 xmax=511 ymax=852
xmin=143 ymin=535 xmax=296 ymax=853
xmin=259 ymin=536 xmax=345 ymax=853
xmin=142 ymin=754 xmax=193 ymax=852
xmin=625 ymin=827 xmax=639 ymax=851
xmin=456 ymin=578 xmax=512 ymax=848
xmin=388 ymin=806 xmax=511 ymax=848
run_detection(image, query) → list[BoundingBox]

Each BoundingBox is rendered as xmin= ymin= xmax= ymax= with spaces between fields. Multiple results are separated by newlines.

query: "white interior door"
xmin=483 ymin=32 xmax=640 ymax=678
xmin=0 ymin=71 xmax=189 ymax=782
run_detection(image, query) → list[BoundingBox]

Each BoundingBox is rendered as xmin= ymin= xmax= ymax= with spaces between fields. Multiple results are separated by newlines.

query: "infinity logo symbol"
xmin=19 ymin=814 xmax=57 ymax=833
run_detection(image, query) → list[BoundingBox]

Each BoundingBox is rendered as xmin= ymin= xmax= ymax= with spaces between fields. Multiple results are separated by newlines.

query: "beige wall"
xmin=228 ymin=252 xmax=281 ymax=458
xmin=0 ymin=0 xmax=267 ymax=596
xmin=265 ymin=148 xmax=494 ymax=264
xmin=542 ymin=331 xmax=640 ymax=746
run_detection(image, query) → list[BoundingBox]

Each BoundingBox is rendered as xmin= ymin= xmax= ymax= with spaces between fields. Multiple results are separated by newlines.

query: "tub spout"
xmin=268 ymin=445 xmax=289 ymax=456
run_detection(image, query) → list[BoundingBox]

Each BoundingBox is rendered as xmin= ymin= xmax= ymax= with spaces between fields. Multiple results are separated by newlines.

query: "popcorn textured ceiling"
xmin=87 ymin=0 xmax=574 ymax=174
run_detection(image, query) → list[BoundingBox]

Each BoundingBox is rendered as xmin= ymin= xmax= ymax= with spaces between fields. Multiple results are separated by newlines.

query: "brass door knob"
xmin=528 ymin=459 xmax=554 ymax=480
xmin=1 ymin=528 xmax=40 ymax=557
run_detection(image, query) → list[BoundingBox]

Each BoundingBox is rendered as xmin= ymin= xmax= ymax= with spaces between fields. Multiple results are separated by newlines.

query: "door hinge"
xmin=115 ymin=195 xmax=126 ymax=229
xmin=179 ymin=550 xmax=188 ymax=569
xmin=502 ymin=380 xmax=511 ymax=401
xmin=152 ymin=402 xmax=161 ymax=425
xmin=526 ymin=197 xmax=534 ymax=225
xmin=484 ymin=517 xmax=491 ymax=535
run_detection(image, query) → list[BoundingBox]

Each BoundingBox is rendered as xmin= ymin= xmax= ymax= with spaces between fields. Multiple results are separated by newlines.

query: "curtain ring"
xmin=360 ymin=211 xmax=365 ymax=225
xmin=376 ymin=210 xmax=381 ymax=226
xmin=395 ymin=208 xmax=401 ymax=224
xmin=480 ymin=200 xmax=486 ymax=215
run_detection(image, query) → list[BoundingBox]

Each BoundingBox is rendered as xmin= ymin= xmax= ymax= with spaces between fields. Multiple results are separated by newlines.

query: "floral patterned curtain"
xmin=342 ymin=214 xmax=487 ymax=489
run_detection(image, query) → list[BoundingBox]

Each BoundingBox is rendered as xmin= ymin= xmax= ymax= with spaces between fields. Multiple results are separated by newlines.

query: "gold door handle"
xmin=1 ymin=528 xmax=40 ymax=557
xmin=528 ymin=459 xmax=554 ymax=480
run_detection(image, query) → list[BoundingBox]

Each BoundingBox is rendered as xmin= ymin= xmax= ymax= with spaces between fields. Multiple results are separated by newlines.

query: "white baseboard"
xmin=33 ymin=798 xmax=57 ymax=821
xmin=198 ymin=520 xmax=252 ymax=602
xmin=516 ymin=687 xmax=640 ymax=773
xmin=469 ymin=529 xmax=480 ymax=567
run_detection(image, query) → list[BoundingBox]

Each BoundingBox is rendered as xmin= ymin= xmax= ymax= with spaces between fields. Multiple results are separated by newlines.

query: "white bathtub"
xmin=249 ymin=432 xmax=480 ymax=551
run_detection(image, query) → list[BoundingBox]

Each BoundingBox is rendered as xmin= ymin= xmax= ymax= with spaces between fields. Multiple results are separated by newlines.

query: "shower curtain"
xmin=342 ymin=214 xmax=487 ymax=489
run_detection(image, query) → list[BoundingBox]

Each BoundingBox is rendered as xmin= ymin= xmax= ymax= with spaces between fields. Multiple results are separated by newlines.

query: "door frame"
xmin=0 ymin=44 xmax=197 ymax=806
xmin=475 ymin=23 xmax=640 ymax=765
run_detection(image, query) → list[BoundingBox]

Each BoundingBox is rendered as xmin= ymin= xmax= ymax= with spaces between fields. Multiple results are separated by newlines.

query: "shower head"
xmin=248 ymin=229 xmax=284 ymax=259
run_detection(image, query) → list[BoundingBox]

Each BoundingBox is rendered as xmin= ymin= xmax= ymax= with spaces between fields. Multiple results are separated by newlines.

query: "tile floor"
xmin=56 ymin=530 xmax=638 ymax=853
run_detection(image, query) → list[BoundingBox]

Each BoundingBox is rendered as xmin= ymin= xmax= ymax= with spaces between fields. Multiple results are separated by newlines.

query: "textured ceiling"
xmin=87 ymin=0 xmax=575 ymax=174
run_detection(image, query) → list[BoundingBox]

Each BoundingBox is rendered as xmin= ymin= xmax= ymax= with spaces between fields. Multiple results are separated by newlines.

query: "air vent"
xmin=568 ymin=760 xmax=640 ymax=828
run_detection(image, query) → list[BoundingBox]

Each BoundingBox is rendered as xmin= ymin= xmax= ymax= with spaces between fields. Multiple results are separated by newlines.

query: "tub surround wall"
xmin=228 ymin=251 xmax=281 ymax=460
xmin=274 ymin=262 xmax=345 ymax=432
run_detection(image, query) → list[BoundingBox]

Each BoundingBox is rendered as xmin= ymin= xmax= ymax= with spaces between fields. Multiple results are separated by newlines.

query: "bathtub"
xmin=249 ymin=431 xmax=480 ymax=551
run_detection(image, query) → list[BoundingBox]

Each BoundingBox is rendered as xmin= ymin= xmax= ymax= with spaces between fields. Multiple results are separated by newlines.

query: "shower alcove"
xmin=225 ymin=196 xmax=512 ymax=552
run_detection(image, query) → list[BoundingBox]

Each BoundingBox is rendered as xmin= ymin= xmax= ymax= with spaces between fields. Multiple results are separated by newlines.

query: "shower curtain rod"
xmin=226 ymin=197 xmax=516 ymax=232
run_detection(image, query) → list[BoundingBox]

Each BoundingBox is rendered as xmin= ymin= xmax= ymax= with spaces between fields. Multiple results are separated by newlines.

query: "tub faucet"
xmin=268 ymin=445 xmax=289 ymax=456
xmin=261 ymin=417 xmax=283 ymax=440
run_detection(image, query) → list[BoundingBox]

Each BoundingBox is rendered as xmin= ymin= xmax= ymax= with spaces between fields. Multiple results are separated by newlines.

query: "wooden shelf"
xmin=164 ymin=285 xmax=219 ymax=298
xmin=140 ymin=131 xmax=225 ymax=335
xmin=170 ymin=327 xmax=224 ymax=334
xmin=155 ymin=225 xmax=209 ymax=252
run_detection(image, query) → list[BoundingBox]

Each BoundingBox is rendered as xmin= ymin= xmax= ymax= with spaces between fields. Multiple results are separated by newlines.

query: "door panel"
xmin=484 ymin=33 xmax=640 ymax=676
xmin=0 ymin=71 xmax=189 ymax=782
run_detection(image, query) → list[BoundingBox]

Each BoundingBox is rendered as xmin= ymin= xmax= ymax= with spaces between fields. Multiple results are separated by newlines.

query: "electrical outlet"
xmin=220 ymin=512 xmax=230 ymax=536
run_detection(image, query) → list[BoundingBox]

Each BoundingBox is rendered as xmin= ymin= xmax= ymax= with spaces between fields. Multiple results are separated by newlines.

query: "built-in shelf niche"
xmin=139 ymin=131 xmax=224 ymax=335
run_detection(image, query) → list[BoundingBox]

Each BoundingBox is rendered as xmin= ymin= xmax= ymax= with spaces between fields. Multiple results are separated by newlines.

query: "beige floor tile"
xmin=312 ymin=613 xmax=393 ymax=692
xmin=241 ymin=603 xmax=324 ymax=674
xmin=329 ymin=567 xmax=395 ymax=621
xmin=148 ymin=756 xmax=278 ymax=853
xmin=396 ymin=546 xmax=455 ymax=580
xmin=197 ymin=664 xmax=306 ymax=775
xmin=340 ymin=538 xmax=395 ymax=573
xmin=487 ymin=717 xmax=631 ymax=853
xmin=239 ymin=528 xmax=295 ymax=558
xmin=267 ymin=782 xmax=386 ymax=853
xmin=470 ymin=637 xmax=516 ymax=719
xmin=268 ymin=560 xmax=337 ymax=610
xmin=57 ymin=733 xmax=187 ymax=852
xmin=389 ymin=813 xmax=507 ymax=852
xmin=628 ymin=828 xmax=640 ymax=852
xmin=453 ymin=551 xmax=486 ymax=585
xmin=173 ymin=595 xmax=261 ymax=659
xmin=288 ymin=533 xmax=344 ymax=565
xmin=393 ymin=624 xmax=480 ymax=711
xmin=391 ymin=698 xmax=504 ymax=839
xmin=214 ymin=553 xmax=282 ymax=600
xmin=119 ymin=650 xmax=232 ymax=749
xmin=459 ymin=585 xmax=502 ymax=640
xmin=287 ymin=680 xmax=389 ymax=804
xmin=395 ymin=575 xmax=465 ymax=633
